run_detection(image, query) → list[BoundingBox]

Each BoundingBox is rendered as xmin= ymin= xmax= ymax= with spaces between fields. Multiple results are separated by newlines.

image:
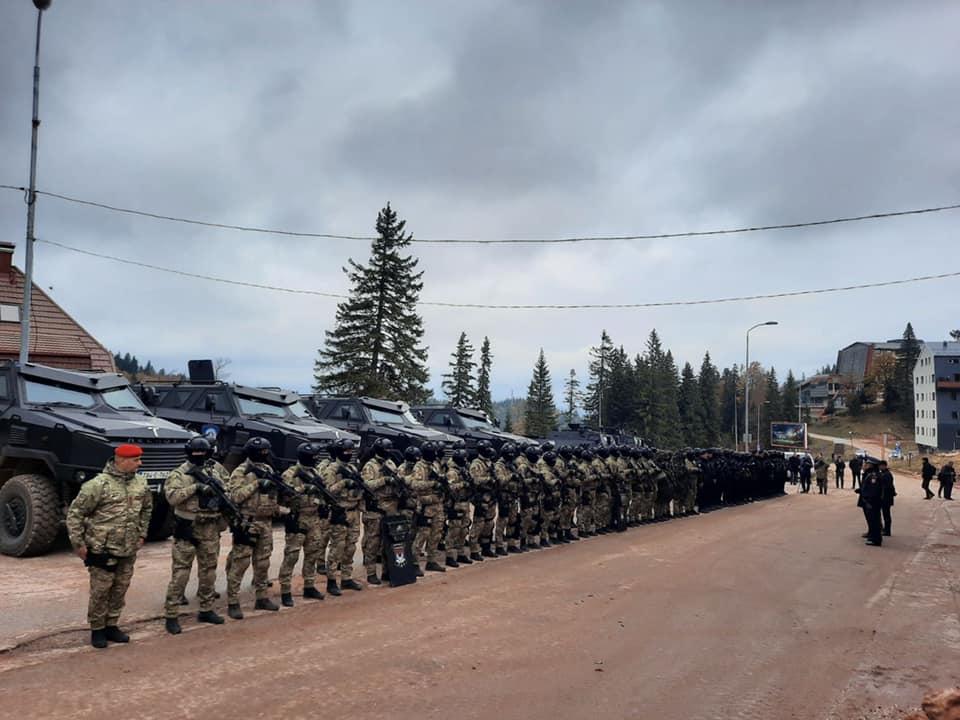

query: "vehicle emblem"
xmin=147 ymin=425 xmax=160 ymax=438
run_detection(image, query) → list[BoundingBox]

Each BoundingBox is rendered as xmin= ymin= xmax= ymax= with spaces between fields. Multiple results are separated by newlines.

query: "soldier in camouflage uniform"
xmin=516 ymin=444 xmax=543 ymax=549
xmin=277 ymin=442 xmax=329 ymax=606
xmin=163 ymin=437 xmax=228 ymax=634
xmin=360 ymin=438 xmax=404 ymax=584
xmin=593 ymin=447 xmax=613 ymax=532
xmin=637 ymin=448 xmax=659 ymax=522
xmin=654 ymin=450 xmax=673 ymax=520
xmin=682 ymin=451 xmax=702 ymax=516
xmin=67 ymin=444 xmax=152 ymax=648
xmin=395 ymin=445 xmax=425 ymax=577
xmin=225 ymin=437 xmax=280 ymax=619
xmin=557 ymin=446 xmax=581 ymax=541
xmin=538 ymin=449 xmax=563 ymax=544
xmin=405 ymin=441 xmax=447 ymax=572
xmin=323 ymin=438 xmax=364 ymax=595
xmin=578 ymin=447 xmax=598 ymax=536
xmin=444 ymin=449 xmax=473 ymax=567
xmin=467 ymin=441 xmax=498 ymax=560
xmin=494 ymin=443 xmax=522 ymax=554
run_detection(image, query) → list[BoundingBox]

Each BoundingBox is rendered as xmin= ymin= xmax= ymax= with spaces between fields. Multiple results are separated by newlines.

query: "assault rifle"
xmin=294 ymin=467 xmax=348 ymax=526
xmin=187 ymin=466 xmax=259 ymax=547
xmin=246 ymin=463 xmax=306 ymax=534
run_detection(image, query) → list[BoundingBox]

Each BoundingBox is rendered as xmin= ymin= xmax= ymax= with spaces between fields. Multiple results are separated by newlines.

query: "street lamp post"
xmin=20 ymin=0 xmax=52 ymax=365
xmin=756 ymin=399 xmax=770 ymax=452
xmin=744 ymin=321 xmax=778 ymax=452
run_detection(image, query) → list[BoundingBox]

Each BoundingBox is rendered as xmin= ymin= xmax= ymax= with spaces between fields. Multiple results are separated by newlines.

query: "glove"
xmin=196 ymin=483 xmax=215 ymax=497
xmin=258 ymin=478 xmax=274 ymax=492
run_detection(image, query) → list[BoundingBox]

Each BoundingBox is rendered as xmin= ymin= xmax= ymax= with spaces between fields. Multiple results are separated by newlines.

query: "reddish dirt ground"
xmin=0 ymin=480 xmax=957 ymax=719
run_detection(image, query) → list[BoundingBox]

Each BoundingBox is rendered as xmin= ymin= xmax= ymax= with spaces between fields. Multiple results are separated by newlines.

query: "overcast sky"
xmin=1 ymin=1 xmax=957 ymax=401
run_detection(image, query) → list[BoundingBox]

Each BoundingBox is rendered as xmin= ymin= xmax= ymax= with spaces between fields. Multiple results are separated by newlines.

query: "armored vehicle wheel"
xmin=0 ymin=474 xmax=62 ymax=557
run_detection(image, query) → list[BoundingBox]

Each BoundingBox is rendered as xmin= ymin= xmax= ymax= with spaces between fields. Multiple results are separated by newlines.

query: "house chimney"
xmin=0 ymin=242 xmax=14 ymax=275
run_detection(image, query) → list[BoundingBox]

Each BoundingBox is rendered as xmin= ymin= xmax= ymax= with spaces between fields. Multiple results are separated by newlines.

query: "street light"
xmin=19 ymin=0 xmax=52 ymax=364
xmin=756 ymin=399 xmax=770 ymax=452
xmin=744 ymin=321 xmax=778 ymax=452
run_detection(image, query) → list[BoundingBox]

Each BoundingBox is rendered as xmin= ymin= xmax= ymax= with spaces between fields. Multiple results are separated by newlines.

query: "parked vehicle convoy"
xmin=136 ymin=362 xmax=355 ymax=471
xmin=0 ymin=361 xmax=193 ymax=557
xmin=545 ymin=422 xmax=619 ymax=449
xmin=411 ymin=404 xmax=533 ymax=452
xmin=303 ymin=395 xmax=463 ymax=460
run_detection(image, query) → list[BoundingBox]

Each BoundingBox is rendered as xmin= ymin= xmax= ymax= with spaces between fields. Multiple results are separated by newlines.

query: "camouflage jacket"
xmin=66 ymin=460 xmax=153 ymax=557
xmin=227 ymin=459 xmax=280 ymax=519
xmin=360 ymin=457 xmax=400 ymax=515
xmin=469 ymin=457 xmax=496 ymax=504
xmin=281 ymin=462 xmax=326 ymax=515
xmin=165 ymin=459 xmax=229 ymax=521
xmin=323 ymin=459 xmax=363 ymax=510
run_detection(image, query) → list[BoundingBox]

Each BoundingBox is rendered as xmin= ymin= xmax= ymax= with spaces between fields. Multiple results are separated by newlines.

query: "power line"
xmin=37 ymin=237 xmax=960 ymax=311
xmin=3 ymin=183 xmax=958 ymax=245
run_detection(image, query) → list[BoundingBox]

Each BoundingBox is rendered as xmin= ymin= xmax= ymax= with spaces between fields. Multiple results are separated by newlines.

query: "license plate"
xmin=138 ymin=470 xmax=168 ymax=480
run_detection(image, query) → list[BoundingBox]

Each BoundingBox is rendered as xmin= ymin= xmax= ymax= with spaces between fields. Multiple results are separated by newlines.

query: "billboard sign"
xmin=771 ymin=422 xmax=807 ymax=449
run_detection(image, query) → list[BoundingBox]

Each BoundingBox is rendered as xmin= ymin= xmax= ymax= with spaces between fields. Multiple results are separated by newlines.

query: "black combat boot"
xmin=90 ymin=629 xmax=107 ymax=649
xmin=281 ymin=592 xmax=294 ymax=607
xmin=197 ymin=610 xmax=225 ymax=624
xmin=425 ymin=561 xmax=446 ymax=572
xmin=367 ymin=574 xmax=382 ymax=586
xmin=326 ymin=579 xmax=342 ymax=596
xmin=457 ymin=554 xmax=473 ymax=564
xmin=227 ymin=604 xmax=244 ymax=620
xmin=470 ymin=552 xmax=484 ymax=562
xmin=445 ymin=557 xmax=460 ymax=568
xmin=104 ymin=626 xmax=129 ymax=643
xmin=481 ymin=545 xmax=496 ymax=558
xmin=496 ymin=547 xmax=508 ymax=556
xmin=416 ymin=565 xmax=425 ymax=577
xmin=165 ymin=618 xmax=182 ymax=635
xmin=254 ymin=597 xmax=280 ymax=611
xmin=341 ymin=579 xmax=363 ymax=591
xmin=303 ymin=586 xmax=325 ymax=600
xmin=541 ymin=538 xmax=553 ymax=548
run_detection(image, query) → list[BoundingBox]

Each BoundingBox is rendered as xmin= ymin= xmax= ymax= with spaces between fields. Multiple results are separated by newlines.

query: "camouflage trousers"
xmin=622 ymin=487 xmax=634 ymax=522
xmin=87 ymin=554 xmax=137 ymax=630
xmin=164 ymin=518 xmax=222 ymax=617
xmin=596 ymin=492 xmax=612 ymax=528
xmin=445 ymin=502 xmax=471 ymax=559
xmin=635 ymin=489 xmax=656 ymax=521
xmin=468 ymin=503 xmax=496 ymax=553
xmin=413 ymin=504 xmax=445 ymax=565
xmin=495 ymin=501 xmax=519 ymax=550
xmin=559 ymin=495 xmax=577 ymax=531
xmin=578 ymin=492 xmax=596 ymax=533
xmin=655 ymin=499 xmax=672 ymax=519
xmin=327 ymin=508 xmax=361 ymax=582
xmin=361 ymin=512 xmax=384 ymax=576
xmin=541 ymin=509 xmax=558 ymax=538
xmin=628 ymin=487 xmax=644 ymax=521
xmin=520 ymin=506 xmax=539 ymax=545
xmin=685 ymin=486 xmax=698 ymax=514
xmin=226 ymin=518 xmax=273 ymax=604
xmin=279 ymin=514 xmax=327 ymax=593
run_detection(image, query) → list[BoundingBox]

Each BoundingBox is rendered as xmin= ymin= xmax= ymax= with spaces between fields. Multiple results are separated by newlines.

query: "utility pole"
xmin=20 ymin=1 xmax=52 ymax=364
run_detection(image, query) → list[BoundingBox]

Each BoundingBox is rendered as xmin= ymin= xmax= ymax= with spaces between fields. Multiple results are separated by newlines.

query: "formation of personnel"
xmin=67 ymin=436 xmax=788 ymax=648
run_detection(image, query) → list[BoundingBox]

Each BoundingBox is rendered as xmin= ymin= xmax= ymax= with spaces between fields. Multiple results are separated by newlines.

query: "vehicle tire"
xmin=0 ymin=473 xmax=62 ymax=557
xmin=146 ymin=497 xmax=175 ymax=541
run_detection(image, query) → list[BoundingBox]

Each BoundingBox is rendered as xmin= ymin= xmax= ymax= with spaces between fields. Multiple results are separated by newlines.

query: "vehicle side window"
xmin=431 ymin=411 xmax=455 ymax=427
xmin=337 ymin=402 xmax=363 ymax=422
xmin=192 ymin=391 xmax=232 ymax=413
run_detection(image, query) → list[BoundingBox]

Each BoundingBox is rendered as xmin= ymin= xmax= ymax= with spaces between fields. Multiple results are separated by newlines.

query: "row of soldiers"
xmin=65 ymin=436 xmax=786 ymax=647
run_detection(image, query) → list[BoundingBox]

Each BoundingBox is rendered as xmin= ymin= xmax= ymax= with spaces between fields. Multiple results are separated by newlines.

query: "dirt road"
xmin=0 ymin=485 xmax=957 ymax=719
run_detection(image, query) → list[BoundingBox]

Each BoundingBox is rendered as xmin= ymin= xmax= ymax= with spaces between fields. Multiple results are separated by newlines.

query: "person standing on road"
xmin=814 ymin=454 xmax=829 ymax=495
xmin=878 ymin=460 xmax=897 ymax=536
xmin=162 ymin=437 xmax=229 ymax=635
xmin=849 ymin=455 xmax=863 ymax=490
xmin=66 ymin=444 xmax=153 ymax=649
xmin=277 ymin=442 xmax=328 ymax=606
xmin=467 ymin=441 xmax=498 ymax=559
xmin=834 ymin=457 xmax=846 ymax=489
xmin=856 ymin=457 xmax=883 ymax=546
xmin=938 ymin=461 xmax=955 ymax=500
xmin=359 ymin=438 xmax=401 ymax=585
xmin=787 ymin=454 xmax=800 ymax=485
xmin=920 ymin=457 xmax=937 ymax=499
xmin=799 ymin=455 xmax=813 ymax=493
xmin=443 ymin=449 xmax=473 ymax=567
xmin=323 ymin=438 xmax=365 ymax=594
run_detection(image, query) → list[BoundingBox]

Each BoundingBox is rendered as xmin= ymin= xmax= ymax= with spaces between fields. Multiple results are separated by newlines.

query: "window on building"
xmin=952 ymin=411 xmax=958 ymax=420
xmin=932 ymin=410 xmax=936 ymax=419
xmin=0 ymin=304 xmax=20 ymax=323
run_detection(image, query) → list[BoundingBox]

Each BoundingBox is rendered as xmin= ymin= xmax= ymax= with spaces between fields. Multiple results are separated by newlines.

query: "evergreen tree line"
xmin=113 ymin=352 xmax=172 ymax=378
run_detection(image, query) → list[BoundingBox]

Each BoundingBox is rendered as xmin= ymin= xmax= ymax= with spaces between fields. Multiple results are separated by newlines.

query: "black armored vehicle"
xmin=137 ymin=361 xmax=356 ymax=470
xmin=545 ymin=422 xmax=617 ymax=449
xmin=411 ymin=405 xmax=533 ymax=452
xmin=0 ymin=361 xmax=194 ymax=556
xmin=303 ymin=396 xmax=463 ymax=459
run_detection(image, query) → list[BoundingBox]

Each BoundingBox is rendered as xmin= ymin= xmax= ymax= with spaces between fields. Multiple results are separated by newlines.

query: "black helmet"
xmin=372 ymin=437 xmax=393 ymax=459
xmin=524 ymin=444 xmax=541 ymax=462
xmin=297 ymin=442 xmax=322 ymax=467
xmin=558 ymin=444 xmax=573 ymax=459
xmin=500 ymin=442 xmax=517 ymax=459
xmin=477 ymin=440 xmax=496 ymax=459
xmin=331 ymin=438 xmax=356 ymax=462
xmin=596 ymin=446 xmax=610 ymax=459
xmin=543 ymin=450 xmax=557 ymax=466
xmin=540 ymin=440 xmax=556 ymax=453
xmin=610 ymin=446 xmax=621 ymax=458
xmin=243 ymin=436 xmax=272 ymax=462
xmin=581 ymin=447 xmax=595 ymax=461
xmin=185 ymin=436 xmax=212 ymax=463
xmin=403 ymin=445 xmax=422 ymax=463
xmin=421 ymin=442 xmax=438 ymax=462
xmin=452 ymin=449 xmax=468 ymax=467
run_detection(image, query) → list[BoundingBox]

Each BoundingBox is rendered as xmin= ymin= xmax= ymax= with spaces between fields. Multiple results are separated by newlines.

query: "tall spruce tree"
xmin=720 ymin=366 xmax=741 ymax=448
xmin=893 ymin=322 xmax=921 ymax=422
xmin=442 ymin=332 xmax=476 ymax=406
xmin=476 ymin=337 xmax=494 ymax=417
xmin=313 ymin=203 xmax=430 ymax=402
xmin=583 ymin=330 xmax=614 ymax=426
xmin=678 ymin=362 xmax=706 ymax=446
xmin=633 ymin=353 xmax=652 ymax=441
xmin=782 ymin=370 xmax=799 ymax=423
xmin=606 ymin=347 xmax=636 ymax=429
xmin=563 ymin=368 xmax=580 ymax=424
xmin=524 ymin=349 xmax=558 ymax=437
xmin=698 ymin=352 xmax=721 ymax=446
xmin=762 ymin=368 xmax=783 ymax=449
xmin=658 ymin=350 xmax=684 ymax=448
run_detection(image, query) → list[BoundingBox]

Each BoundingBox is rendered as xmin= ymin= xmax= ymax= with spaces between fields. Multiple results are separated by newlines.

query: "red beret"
xmin=115 ymin=444 xmax=143 ymax=458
